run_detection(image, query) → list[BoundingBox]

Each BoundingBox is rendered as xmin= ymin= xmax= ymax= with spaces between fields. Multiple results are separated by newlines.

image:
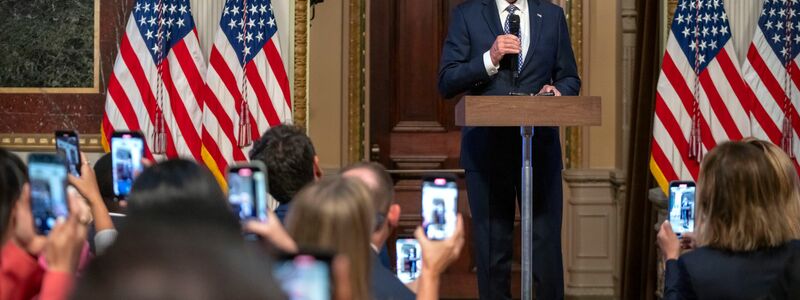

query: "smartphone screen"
xmin=111 ymin=132 xmax=145 ymax=198
xmin=274 ymin=254 xmax=332 ymax=300
xmin=28 ymin=154 xmax=69 ymax=235
xmin=395 ymin=239 xmax=422 ymax=283
xmin=55 ymin=131 xmax=81 ymax=177
xmin=669 ymin=181 xmax=696 ymax=237
xmin=422 ymin=175 xmax=458 ymax=240
xmin=227 ymin=163 xmax=268 ymax=222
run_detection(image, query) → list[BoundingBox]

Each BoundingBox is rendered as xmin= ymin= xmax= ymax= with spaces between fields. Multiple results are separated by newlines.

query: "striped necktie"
xmin=503 ymin=4 xmax=523 ymax=72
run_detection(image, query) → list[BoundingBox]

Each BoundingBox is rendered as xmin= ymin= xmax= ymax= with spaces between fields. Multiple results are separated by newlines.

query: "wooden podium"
xmin=455 ymin=95 xmax=601 ymax=300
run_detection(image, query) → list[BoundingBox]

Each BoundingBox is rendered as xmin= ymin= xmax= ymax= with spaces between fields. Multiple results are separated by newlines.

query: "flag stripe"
xmin=245 ymin=62 xmax=282 ymax=126
xmin=264 ymin=39 xmax=291 ymax=108
xmin=662 ymin=52 xmax=716 ymax=150
xmin=651 ymin=141 xmax=680 ymax=183
xmin=715 ymin=48 xmax=753 ymax=116
xmin=747 ymin=43 xmax=800 ymax=137
xmin=202 ymin=128 xmax=229 ymax=176
xmin=699 ymin=70 xmax=742 ymax=140
xmin=162 ymin=57 xmax=201 ymax=160
xmin=172 ymin=41 xmax=205 ymax=108
xmin=656 ymin=92 xmax=700 ymax=178
xmin=204 ymin=86 xmax=248 ymax=161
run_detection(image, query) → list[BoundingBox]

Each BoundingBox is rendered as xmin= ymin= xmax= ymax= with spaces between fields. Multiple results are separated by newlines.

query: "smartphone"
xmin=668 ymin=181 xmax=696 ymax=238
xmin=421 ymin=174 xmax=458 ymax=240
xmin=395 ymin=238 xmax=422 ymax=283
xmin=111 ymin=131 xmax=145 ymax=198
xmin=273 ymin=253 xmax=332 ymax=300
xmin=226 ymin=162 xmax=268 ymax=222
xmin=55 ymin=130 xmax=81 ymax=177
xmin=28 ymin=154 xmax=69 ymax=235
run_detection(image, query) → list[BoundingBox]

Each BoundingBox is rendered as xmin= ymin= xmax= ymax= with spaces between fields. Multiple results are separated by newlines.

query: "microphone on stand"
xmin=508 ymin=13 xmax=521 ymax=89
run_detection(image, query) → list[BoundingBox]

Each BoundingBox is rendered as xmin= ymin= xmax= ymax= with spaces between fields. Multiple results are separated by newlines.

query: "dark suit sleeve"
xmin=552 ymin=8 xmax=581 ymax=96
xmin=663 ymin=258 xmax=697 ymax=300
xmin=438 ymin=6 xmax=492 ymax=99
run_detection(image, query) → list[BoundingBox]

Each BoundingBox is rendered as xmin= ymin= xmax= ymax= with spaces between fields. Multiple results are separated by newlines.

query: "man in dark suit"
xmin=342 ymin=163 xmax=416 ymax=300
xmin=438 ymin=0 xmax=580 ymax=299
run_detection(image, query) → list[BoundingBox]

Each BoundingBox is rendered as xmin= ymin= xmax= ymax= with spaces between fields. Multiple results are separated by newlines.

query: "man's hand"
xmin=68 ymin=152 xmax=103 ymax=206
xmin=45 ymin=188 xmax=89 ymax=273
xmin=490 ymin=34 xmax=521 ymax=66
xmin=657 ymin=221 xmax=681 ymax=261
xmin=538 ymin=85 xmax=562 ymax=96
xmin=244 ymin=210 xmax=298 ymax=253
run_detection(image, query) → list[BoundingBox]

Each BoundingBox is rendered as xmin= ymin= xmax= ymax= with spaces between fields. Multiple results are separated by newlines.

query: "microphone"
xmin=508 ymin=13 xmax=521 ymax=88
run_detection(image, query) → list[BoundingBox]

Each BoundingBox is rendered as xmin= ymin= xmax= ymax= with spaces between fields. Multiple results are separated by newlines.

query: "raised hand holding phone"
xmin=668 ymin=181 xmax=696 ymax=238
xmin=421 ymin=175 xmax=458 ymax=240
xmin=227 ymin=162 xmax=269 ymax=222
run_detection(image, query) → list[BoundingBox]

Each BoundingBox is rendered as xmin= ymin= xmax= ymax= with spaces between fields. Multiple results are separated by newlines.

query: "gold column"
xmin=347 ymin=0 xmax=366 ymax=163
xmin=294 ymin=0 xmax=309 ymax=130
xmin=564 ymin=0 xmax=583 ymax=169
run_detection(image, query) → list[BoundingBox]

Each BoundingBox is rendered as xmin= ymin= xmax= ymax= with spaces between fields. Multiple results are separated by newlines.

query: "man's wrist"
xmin=483 ymin=51 xmax=499 ymax=76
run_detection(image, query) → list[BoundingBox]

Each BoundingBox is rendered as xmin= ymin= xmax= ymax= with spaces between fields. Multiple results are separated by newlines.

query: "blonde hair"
xmin=286 ymin=176 xmax=374 ymax=300
xmin=695 ymin=141 xmax=800 ymax=251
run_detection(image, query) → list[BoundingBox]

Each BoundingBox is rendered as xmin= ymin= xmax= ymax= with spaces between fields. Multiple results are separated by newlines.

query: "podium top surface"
xmin=455 ymin=95 xmax=602 ymax=127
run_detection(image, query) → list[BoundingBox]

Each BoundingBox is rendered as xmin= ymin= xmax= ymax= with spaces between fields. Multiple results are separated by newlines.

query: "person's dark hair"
xmin=249 ymin=125 xmax=316 ymax=204
xmin=126 ymin=159 xmax=237 ymax=230
xmin=71 ymin=220 xmax=286 ymax=300
xmin=92 ymin=153 xmax=122 ymax=212
xmin=0 ymin=148 xmax=27 ymax=237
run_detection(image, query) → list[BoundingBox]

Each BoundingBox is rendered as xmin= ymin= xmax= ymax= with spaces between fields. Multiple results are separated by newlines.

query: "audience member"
xmin=0 ymin=148 xmax=88 ymax=300
xmin=285 ymin=175 xmax=465 ymax=300
xmin=249 ymin=125 xmax=321 ymax=223
xmin=341 ymin=162 xmax=416 ymax=299
xmin=285 ymin=176 xmax=374 ymax=300
xmin=71 ymin=220 xmax=286 ymax=300
xmin=658 ymin=141 xmax=800 ymax=299
xmin=125 ymin=159 xmax=239 ymax=231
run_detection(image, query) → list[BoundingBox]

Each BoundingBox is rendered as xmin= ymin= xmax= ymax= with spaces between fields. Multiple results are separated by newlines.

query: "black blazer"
xmin=370 ymin=250 xmax=415 ymax=300
xmin=664 ymin=240 xmax=800 ymax=300
xmin=437 ymin=0 xmax=580 ymax=171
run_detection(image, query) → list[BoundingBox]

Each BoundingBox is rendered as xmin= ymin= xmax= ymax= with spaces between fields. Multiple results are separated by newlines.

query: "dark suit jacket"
xmin=370 ymin=249 xmax=415 ymax=300
xmin=275 ymin=202 xmax=291 ymax=224
xmin=438 ymin=0 xmax=580 ymax=171
xmin=664 ymin=240 xmax=800 ymax=300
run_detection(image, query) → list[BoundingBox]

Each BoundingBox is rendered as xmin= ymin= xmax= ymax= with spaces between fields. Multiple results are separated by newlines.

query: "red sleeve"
xmin=0 ymin=241 xmax=44 ymax=300
xmin=37 ymin=272 xmax=73 ymax=300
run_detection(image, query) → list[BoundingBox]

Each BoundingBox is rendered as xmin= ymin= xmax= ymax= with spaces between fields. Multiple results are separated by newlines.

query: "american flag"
xmin=201 ymin=0 xmax=292 ymax=184
xmin=743 ymin=0 xmax=800 ymax=169
xmin=102 ymin=0 xmax=206 ymax=160
xmin=651 ymin=0 xmax=752 ymax=192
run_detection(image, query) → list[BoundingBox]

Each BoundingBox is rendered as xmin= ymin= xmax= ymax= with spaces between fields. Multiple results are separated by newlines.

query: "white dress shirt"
xmin=483 ymin=0 xmax=530 ymax=76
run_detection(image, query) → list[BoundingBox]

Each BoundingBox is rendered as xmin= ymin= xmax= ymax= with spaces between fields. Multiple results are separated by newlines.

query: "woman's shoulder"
xmin=680 ymin=240 xmax=800 ymax=262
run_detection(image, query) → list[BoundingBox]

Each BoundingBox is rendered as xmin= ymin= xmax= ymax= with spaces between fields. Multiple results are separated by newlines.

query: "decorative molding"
xmin=392 ymin=121 xmax=446 ymax=132
xmin=0 ymin=134 xmax=104 ymax=152
xmin=0 ymin=0 xmax=101 ymax=94
xmin=389 ymin=155 xmax=447 ymax=170
xmin=563 ymin=168 xmax=623 ymax=297
xmin=347 ymin=0 xmax=366 ymax=164
xmin=294 ymin=0 xmax=309 ymax=130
